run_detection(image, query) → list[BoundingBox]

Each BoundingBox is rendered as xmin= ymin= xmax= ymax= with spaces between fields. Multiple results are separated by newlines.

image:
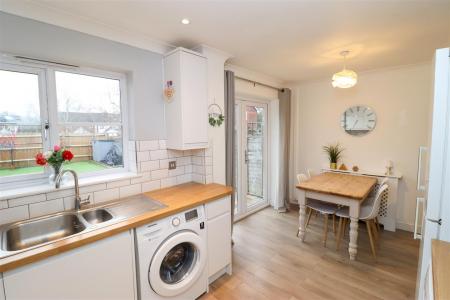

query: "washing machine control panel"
xmin=171 ymin=217 xmax=181 ymax=227
xmin=185 ymin=209 xmax=199 ymax=221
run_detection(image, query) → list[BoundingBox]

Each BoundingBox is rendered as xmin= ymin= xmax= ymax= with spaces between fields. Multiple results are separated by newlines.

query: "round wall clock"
xmin=340 ymin=105 xmax=377 ymax=136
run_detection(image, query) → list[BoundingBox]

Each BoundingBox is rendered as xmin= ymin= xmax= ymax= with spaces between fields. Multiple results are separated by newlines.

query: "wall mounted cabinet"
xmin=164 ymin=48 xmax=208 ymax=150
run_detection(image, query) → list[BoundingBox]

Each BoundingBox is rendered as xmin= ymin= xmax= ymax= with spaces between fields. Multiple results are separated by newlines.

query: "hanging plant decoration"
xmin=208 ymin=103 xmax=225 ymax=127
xmin=164 ymin=80 xmax=175 ymax=102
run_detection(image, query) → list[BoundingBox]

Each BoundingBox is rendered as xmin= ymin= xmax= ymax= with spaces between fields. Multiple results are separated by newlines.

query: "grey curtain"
xmin=224 ymin=71 xmax=236 ymax=231
xmin=278 ymin=88 xmax=292 ymax=212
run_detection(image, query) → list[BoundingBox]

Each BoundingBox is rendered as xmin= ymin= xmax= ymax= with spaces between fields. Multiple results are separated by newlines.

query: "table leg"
xmin=297 ymin=189 xmax=306 ymax=241
xmin=349 ymin=218 xmax=359 ymax=260
xmin=348 ymin=203 xmax=360 ymax=260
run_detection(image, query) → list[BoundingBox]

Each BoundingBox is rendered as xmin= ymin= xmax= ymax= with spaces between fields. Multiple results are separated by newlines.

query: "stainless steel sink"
xmin=1 ymin=214 xmax=86 ymax=252
xmin=0 ymin=193 xmax=166 ymax=257
xmin=82 ymin=209 xmax=113 ymax=225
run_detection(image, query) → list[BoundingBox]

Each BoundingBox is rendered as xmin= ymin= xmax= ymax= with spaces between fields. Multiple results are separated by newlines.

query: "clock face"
xmin=341 ymin=106 xmax=377 ymax=136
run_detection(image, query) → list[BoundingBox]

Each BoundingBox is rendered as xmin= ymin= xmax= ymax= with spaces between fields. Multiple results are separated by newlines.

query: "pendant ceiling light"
xmin=332 ymin=50 xmax=357 ymax=88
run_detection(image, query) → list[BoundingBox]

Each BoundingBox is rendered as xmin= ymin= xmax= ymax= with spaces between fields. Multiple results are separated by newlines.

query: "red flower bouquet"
xmin=35 ymin=145 xmax=74 ymax=182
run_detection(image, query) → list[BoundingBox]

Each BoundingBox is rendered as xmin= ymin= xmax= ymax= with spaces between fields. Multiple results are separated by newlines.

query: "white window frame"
xmin=0 ymin=58 xmax=129 ymax=189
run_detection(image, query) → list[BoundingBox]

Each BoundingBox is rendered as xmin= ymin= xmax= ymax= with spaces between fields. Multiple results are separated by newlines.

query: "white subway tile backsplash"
xmin=0 ymin=139 xmax=212 ymax=224
xmin=151 ymin=169 xmax=169 ymax=180
xmin=94 ymin=188 xmax=119 ymax=204
xmin=0 ymin=206 xmax=29 ymax=225
xmin=192 ymin=156 xmax=204 ymax=165
xmin=177 ymin=174 xmax=192 ymax=184
xmin=137 ymin=151 xmax=150 ymax=162
xmin=142 ymin=180 xmax=161 ymax=192
xmin=192 ymin=174 xmax=205 ymax=184
xmin=130 ymin=172 xmax=151 ymax=184
xmin=169 ymin=166 xmax=185 ymax=177
xmin=0 ymin=200 xmax=8 ymax=209
xmin=205 ymin=165 xmax=213 ymax=175
xmin=167 ymin=150 xmax=183 ymax=159
xmin=185 ymin=165 xmax=193 ymax=173
xmin=205 ymin=156 xmax=213 ymax=166
xmin=177 ymin=156 xmax=191 ymax=166
xmin=107 ymin=179 xmax=131 ymax=189
xmin=30 ymin=199 xmax=64 ymax=218
xmin=140 ymin=160 xmax=159 ymax=172
xmin=46 ymin=189 xmax=75 ymax=200
xmin=159 ymin=140 xmax=167 ymax=150
xmin=161 ymin=177 xmax=177 ymax=188
xmin=159 ymin=159 xmax=169 ymax=169
xmin=120 ymin=184 xmax=142 ymax=198
xmin=193 ymin=165 xmax=205 ymax=175
xmin=8 ymin=194 xmax=46 ymax=208
xmin=139 ymin=140 xmax=159 ymax=151
xmin=80 ymin=183 xmax=107 ymax=194
xmin=150 ymin=149 xmax=168 ymax=160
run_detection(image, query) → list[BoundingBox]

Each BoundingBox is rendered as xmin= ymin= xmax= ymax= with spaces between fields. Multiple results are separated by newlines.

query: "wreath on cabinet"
xmin=208 ymin=103 xmax=225 ymax=127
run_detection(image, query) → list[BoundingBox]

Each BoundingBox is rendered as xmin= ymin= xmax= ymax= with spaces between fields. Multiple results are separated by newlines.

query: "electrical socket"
xmin=169 ymin=161 xmax=176 ymax=170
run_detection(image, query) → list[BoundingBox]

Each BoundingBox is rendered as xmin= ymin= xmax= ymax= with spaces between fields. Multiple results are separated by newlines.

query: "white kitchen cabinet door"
xmin=207 ymin=212 xmax=231 ymax=278
xmin=0 ymin=274 xmax=5 ymax=300
xmin=164 ymin=47 xmax=208 ymax=150
xmin=3 ymin=231 xmax=136 ymax=300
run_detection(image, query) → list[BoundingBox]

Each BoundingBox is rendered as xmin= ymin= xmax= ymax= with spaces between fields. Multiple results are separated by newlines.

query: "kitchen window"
xmin=0 ymin=60 xmax=128 ymax=187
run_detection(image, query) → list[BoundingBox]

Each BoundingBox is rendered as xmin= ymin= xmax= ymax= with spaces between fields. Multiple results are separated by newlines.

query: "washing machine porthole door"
xmin=160 ymin=242 xmax=197 ymax=284
xmin=149 ymin=231 xmax=206 ymax=297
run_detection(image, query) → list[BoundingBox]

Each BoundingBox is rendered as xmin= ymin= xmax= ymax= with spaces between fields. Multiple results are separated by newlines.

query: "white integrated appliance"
xmin=415 ymin=47 xmax=450 ymax=299
xmin=135 ymin=205 xmax=208 ymax=300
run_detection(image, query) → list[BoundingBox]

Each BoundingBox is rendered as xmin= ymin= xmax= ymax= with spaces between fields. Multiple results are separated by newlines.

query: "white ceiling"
xmin=2 ymin=0 xmax=450 ymax=82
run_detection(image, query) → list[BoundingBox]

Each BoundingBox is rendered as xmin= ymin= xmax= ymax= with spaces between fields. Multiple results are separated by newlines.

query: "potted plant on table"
xmin=35 ymin=145 xmax=74 ymax=183
xmin=323 ymin=143 xmax=344 ymax=169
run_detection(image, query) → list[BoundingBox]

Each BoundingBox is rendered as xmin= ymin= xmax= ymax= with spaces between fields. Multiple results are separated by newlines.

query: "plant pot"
xmin=330 ymin=163 xmax=337 ymax=169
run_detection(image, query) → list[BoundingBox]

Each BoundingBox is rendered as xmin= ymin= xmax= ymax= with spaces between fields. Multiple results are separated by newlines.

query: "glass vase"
xmin=49 ymin=164 xmax=64 ymax=185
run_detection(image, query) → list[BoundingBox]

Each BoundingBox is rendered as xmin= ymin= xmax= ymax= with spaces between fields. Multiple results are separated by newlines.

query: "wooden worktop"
xmin=296 ymin=172 xmax=377 ymax=200
xmin=0 ymin=182 xmax=232 ymax=273
xmin=432 ymin=239 xmax=450 ymax=300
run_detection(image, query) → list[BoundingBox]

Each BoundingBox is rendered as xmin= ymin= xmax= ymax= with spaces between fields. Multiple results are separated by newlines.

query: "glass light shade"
xmin=332 ymin=69 xmax=358 ymax=88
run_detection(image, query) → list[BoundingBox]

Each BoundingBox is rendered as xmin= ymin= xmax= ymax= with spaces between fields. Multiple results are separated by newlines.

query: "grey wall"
xmin=0 ymin=12 xmax=166 ymax=140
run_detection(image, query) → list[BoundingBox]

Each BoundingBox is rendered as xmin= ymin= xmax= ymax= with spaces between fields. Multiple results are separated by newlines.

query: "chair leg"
xmin=336 ymin=217 xmax=343 ymax=250
xmin=375 ymin=217 xmax=381 ymax=232
xmin=306 ymin=208 xmax=313 ymax=228
xmin=332 ymin=214 xmax=336 ymax=235
xmin=323 ymin=214 xmax=329 ymax=247
xmin=366 ymin=220 xmax=377 ymax=258
xmin=370 ymin=219 xmax=379 ymax=241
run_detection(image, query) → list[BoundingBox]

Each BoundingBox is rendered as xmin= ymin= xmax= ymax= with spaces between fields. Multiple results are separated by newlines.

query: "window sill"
xmin=0 ymin=172 xmax=140 ymax=201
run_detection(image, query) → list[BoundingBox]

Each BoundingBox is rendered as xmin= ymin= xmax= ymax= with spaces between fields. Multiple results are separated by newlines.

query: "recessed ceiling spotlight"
xmin=181 ymin=18 xmax=190 ymax=25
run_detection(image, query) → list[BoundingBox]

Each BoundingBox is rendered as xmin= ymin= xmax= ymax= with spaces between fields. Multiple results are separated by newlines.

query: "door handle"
xmin=414 ymin=197 xmax=425 ymax=240
xmin=427 ymin=218 xmax=442 ymax=225
xmin=244 ymin=150 xmax=249 ymax=164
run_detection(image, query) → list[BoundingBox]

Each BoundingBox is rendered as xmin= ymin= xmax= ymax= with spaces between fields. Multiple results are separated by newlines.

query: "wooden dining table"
xmin=296 ymin=172 xmax=377 ymax=260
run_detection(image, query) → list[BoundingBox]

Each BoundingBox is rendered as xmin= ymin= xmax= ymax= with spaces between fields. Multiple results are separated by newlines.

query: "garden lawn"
xmin=0 ymin=161 xmax=109 ymax=177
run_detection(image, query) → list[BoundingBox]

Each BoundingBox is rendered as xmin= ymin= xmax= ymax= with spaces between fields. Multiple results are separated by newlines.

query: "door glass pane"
xmin=55 ymin=71 xmax=123 ymax=173
xmin=0 ymin=69 xmax=44 ymax=177
xmin=245 ymin=105 xmax=265 ymax=208
xmin=233 ymin=103 xmax=240 ymax=215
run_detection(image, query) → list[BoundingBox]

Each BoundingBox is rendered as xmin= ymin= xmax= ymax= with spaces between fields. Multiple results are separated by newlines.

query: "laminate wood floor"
xmin=200 ymin=207 xmax=420 ymax=300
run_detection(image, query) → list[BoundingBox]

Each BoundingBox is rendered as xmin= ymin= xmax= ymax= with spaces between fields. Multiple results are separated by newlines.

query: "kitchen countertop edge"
xmin=0 ymin=182 xmax=233 ymax=273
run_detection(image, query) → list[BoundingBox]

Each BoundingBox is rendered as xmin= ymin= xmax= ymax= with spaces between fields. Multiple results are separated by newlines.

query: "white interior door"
xmin=234 ymin=100 xmax=269 ymax=220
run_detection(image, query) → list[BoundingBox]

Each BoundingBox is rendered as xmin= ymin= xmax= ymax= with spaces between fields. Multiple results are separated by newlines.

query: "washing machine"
xmin=135 ymin=205 xmax=208 ymax=300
